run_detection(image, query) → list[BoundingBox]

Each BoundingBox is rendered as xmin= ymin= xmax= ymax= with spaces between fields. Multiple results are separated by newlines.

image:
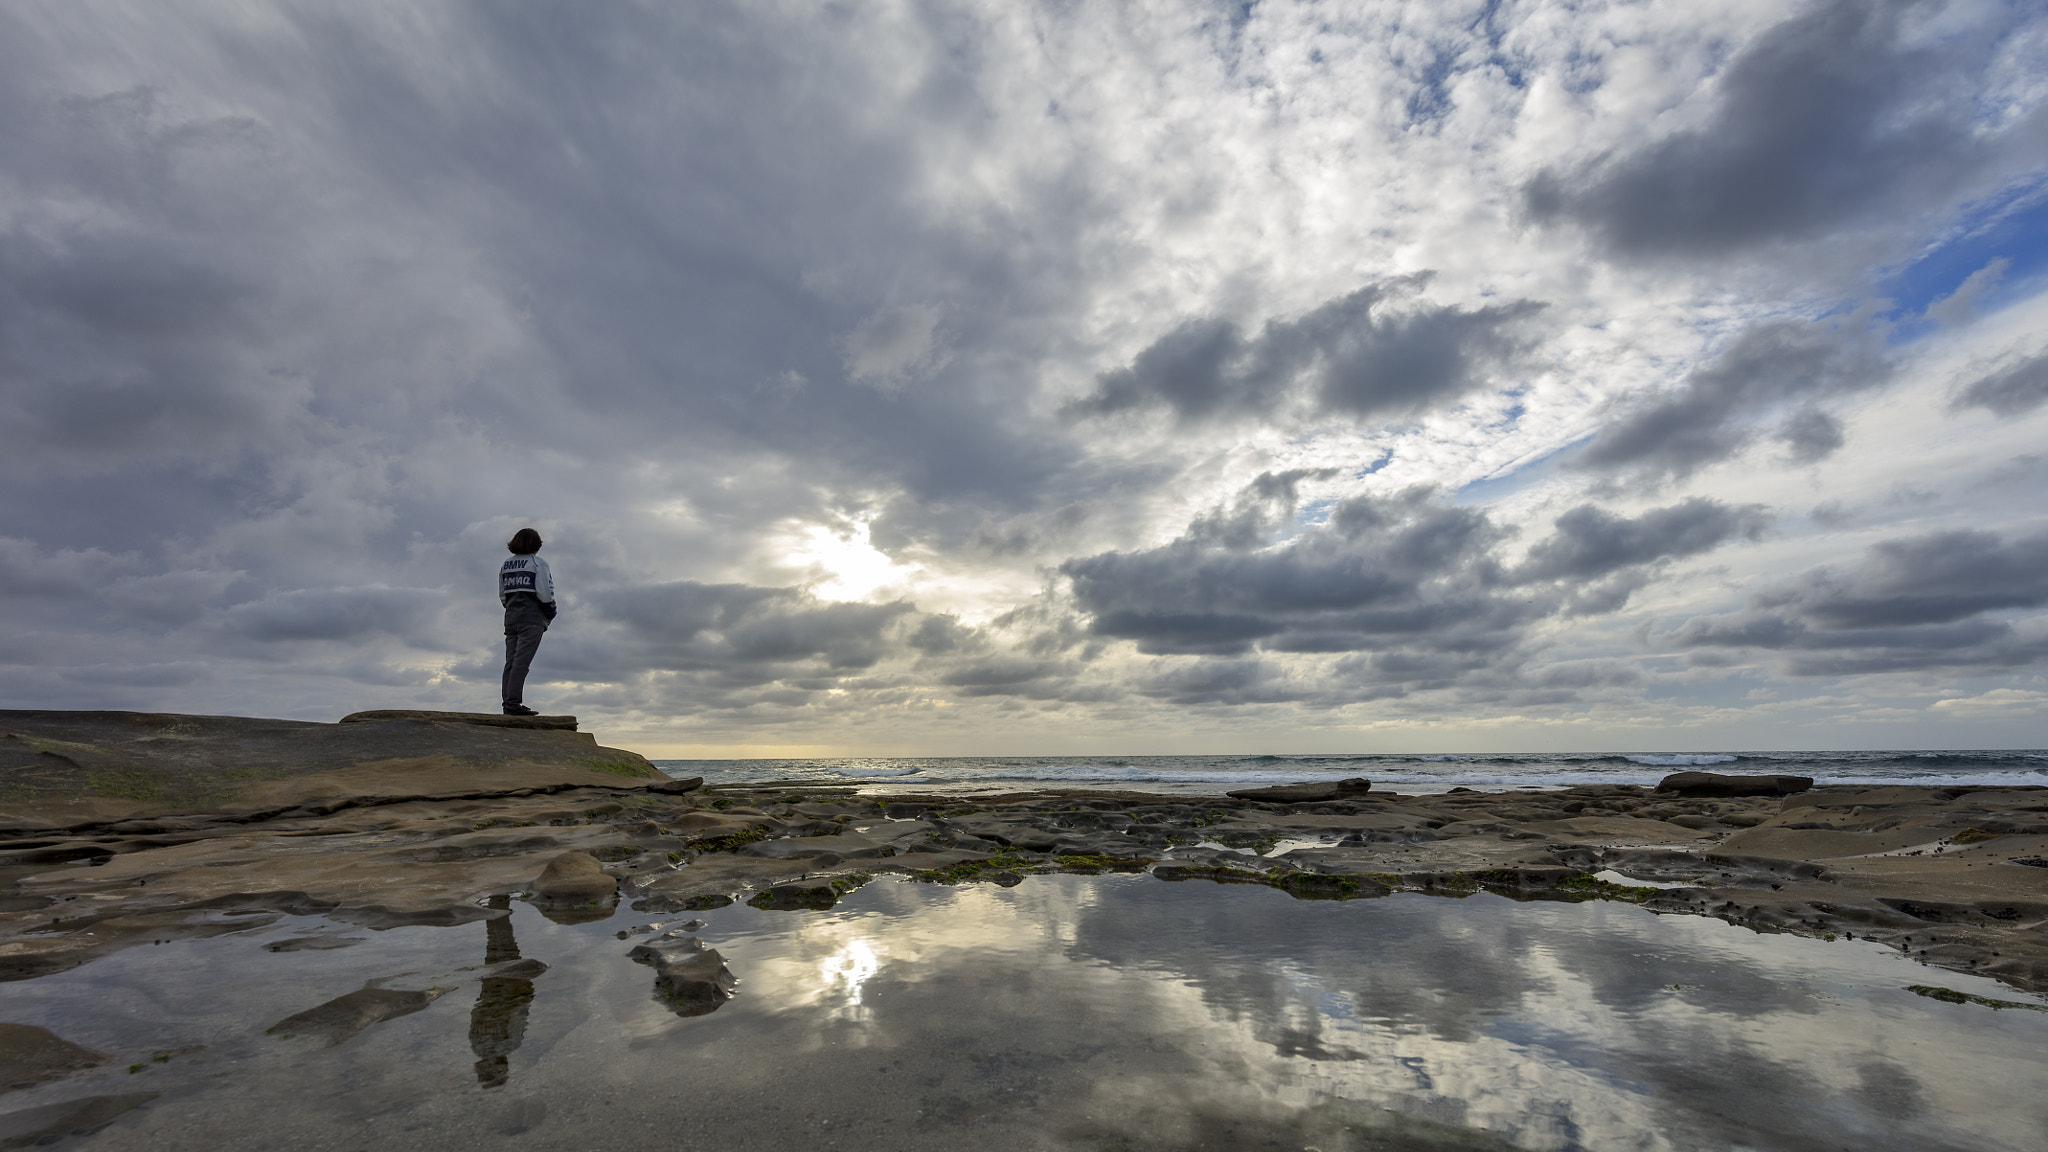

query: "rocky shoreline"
xmin=5 ymin=710 xmax=2047 ymax=1004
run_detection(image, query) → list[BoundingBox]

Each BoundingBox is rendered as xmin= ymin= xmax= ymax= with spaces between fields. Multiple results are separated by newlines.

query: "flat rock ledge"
xmin=4 ymin=717 xmax=2047 ymax=1011
xmin=1227 ymin=778 xmax=1372 ymax=803
xmin=340 ymin=710 xmax=579 ymax=731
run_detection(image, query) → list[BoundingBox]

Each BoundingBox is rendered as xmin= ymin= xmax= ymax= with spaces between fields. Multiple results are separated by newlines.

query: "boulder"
xmin=1656 ymin=771 xmax=1813 ymax=797
xmin=650 ymin=949 xmax=737 ymax=1017
xmin=747 ymin=881 xmax=842 ymax=910
xmin=1226 ymin=778 xmax=1373 ymax=803
xmin=531 ymin=851 xmax=617 ymax=903
xmin=628 ymin=939 xmax=706 ymax=965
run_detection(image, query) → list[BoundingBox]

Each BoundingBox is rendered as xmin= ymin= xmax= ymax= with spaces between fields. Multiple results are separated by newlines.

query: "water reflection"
xmin=468 ymin=895 xmax=534 ymax=1088
xmin=6 ymin=875 xmax=2047 ymax=1150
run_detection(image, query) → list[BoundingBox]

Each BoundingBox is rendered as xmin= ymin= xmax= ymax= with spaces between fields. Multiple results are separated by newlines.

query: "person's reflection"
xmin=469 ymin=894 xmax=536 ymax=1088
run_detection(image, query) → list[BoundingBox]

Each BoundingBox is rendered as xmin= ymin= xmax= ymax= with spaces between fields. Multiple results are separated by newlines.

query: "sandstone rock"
xmin=747 ymin=880 xmax=843 ymax=910
xmin=1656 ymin=771 xmax=1813 ymax=797
xmin=628 ymin=939 xmax=706 ymax=965
xmin=1226 ymin=779 xmax=1372 ymax=803
xmin=0 ymin=1093 xmax=156 ymax=1148
xmin=340 ymin=710 xmax=579 ymax=731
xmin=0 ymin=1024 xmax=105 ymax=1092
xmin=532 ymin=852 xmax=616 ymax=904
xmin=0 ymin=708 xmax=663 ymax=819
xmin=736 ymin=833 xmax=892 ymax=861
xmin=268 ymin=987 xmax=441 ymax=1046
xmin=650 ymin=949 xmax=737 ymax=1017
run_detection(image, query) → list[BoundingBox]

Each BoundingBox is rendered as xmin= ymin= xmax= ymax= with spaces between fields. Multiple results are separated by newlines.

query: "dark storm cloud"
xmin=589 ymin=580 xmax=917 ymax=674
xmin=1667 ymin=528 xmax=2048 ymax=674
xmin=1058 ymin=478 xmax=1769 ymax=700
xmin=1953 ymin=352 xmax=2048 ymax=417
xmin=1577 ymin=320 xmax=1888 ymax=477
xmin=1135 ymin=659 xmax=1296 ymax=706
xmin=1524 ymin=0 xmax=2040 ymax=257
xmin=1513 ymin=498 xmax=1770 ymax=582
xmin=0 ymin=1 xmax=1110 ymax=539
xmin=2 ymin=1 xmax=2039 ymax=732
xmin=216 ymin=587 xmax=447 ymax=645
xmin=1776 ymin=529 xmax=2048 ymax=629
xmin=0 ymin=0 xmax=1153 ymax=718
xmin=1070 ymin=277 xmax=1544 ymax=424
xmin=0 ymin=88 xmax=305 ymax=472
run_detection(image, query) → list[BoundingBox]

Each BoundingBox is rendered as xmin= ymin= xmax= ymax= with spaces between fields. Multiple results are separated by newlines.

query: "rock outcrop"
xmin=0 ymin=1024 xmax=105 ymax=1092
xmin=0 ymin=1093 xmax=157 ymax=1147
xmin=1226 ymin=778 xmax=1373 ymax=802
xmin=648 ymin=949 xmax=738 ymax=1017
xmin=532 ymin=851 xmax=617 ymax=904
xmin=1656 ymin=771 xmax=1814 ymax=797
xmin=268 ymin=988 xmax=443 ymax=1046
xmin=340 ymin=710 xmax=580 ymax=732
xmin=4 ymin=710 xmax=2048 ymax=1002
xmin=0 ymin=708 xmax=662 ymax=821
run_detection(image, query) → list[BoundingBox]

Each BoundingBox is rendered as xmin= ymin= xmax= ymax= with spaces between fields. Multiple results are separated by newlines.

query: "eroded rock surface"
xmin=268 ymin=988 xmax=443 ymax=1046
xmin=4 ymin=714 xmax=2047 ymax=1002
xmin=0 ymin=1092 xmax=157 ymax=1149
xmin=0 ymin=1025 xmax=104 ymax=1093
xmin=1657 ymin=770 xmax=1814 ymax=797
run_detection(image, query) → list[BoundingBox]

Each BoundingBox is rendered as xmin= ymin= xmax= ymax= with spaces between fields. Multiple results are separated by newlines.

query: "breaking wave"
xmin=659 ymin=749 xmax=2048 ymax=794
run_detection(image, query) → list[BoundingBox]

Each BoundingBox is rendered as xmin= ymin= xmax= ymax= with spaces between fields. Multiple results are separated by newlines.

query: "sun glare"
xmin=786 ymin=518 xmax=919 ymax=602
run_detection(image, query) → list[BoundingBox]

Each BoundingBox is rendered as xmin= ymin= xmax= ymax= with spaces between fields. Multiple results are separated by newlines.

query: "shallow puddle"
xmin=5 ymin=874 xmax=2048 ymax=1151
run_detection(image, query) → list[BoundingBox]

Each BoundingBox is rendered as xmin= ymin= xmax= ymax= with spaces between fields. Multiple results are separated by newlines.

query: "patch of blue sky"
xmin=1295 ymin=497 xmax=1335 ymax=529
xmin=1877 ymin=178 xmax=2048 ymax=342
xmin=1353 ymin=449 xmax=1394 ymax=479
xmin=1452 ymin=437 xmax=1583 ymax=506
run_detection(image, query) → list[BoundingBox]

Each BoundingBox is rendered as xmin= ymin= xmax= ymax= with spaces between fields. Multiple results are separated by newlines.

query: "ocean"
xmin=652 ymin=748 xmax=2048 ymax=795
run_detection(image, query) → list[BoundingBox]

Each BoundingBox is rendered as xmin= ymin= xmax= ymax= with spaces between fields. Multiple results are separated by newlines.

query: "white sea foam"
xmin=1815 ymin=771 xmax=2048 ymax=789
xmin=660 ymin=751 xmax=2048 ymax=794
xmin=986 ymin=765 xmax=1354 ymax=784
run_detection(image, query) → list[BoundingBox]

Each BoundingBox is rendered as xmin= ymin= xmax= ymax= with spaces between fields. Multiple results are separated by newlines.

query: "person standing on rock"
xmin=499 ymin=528 xmax=556 ymax=717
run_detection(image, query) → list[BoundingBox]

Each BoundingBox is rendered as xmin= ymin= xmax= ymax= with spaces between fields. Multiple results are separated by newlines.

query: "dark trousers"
xmin=502 ymin=616 xmax=548 ymax=707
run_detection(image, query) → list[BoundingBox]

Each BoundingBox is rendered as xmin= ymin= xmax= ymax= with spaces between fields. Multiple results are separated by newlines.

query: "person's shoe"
xmin=502 ymin=704 xmax=540 ymax=716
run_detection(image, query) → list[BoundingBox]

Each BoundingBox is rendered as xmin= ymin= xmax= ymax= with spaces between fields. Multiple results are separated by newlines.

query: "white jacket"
xmin=499 ymin=555 xmax=555 ymax=606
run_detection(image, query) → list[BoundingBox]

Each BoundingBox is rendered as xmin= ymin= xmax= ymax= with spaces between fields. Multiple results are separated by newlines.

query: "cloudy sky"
xmin=3 ymin=0 xmax=2046 ymax=756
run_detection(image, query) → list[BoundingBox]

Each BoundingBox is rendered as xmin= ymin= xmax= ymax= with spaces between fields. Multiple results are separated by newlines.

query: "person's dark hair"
xmin=507 ymin=528 xmax=543 ymax=555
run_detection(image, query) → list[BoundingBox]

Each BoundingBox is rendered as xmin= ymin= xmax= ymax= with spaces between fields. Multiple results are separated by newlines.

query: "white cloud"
xmin=0 ymin=0 xmax=2043 ymax=752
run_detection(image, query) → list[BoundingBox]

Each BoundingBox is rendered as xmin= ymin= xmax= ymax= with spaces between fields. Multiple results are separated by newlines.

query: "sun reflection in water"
xmin=819 ymin=937 xmax=881 ymax=1018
